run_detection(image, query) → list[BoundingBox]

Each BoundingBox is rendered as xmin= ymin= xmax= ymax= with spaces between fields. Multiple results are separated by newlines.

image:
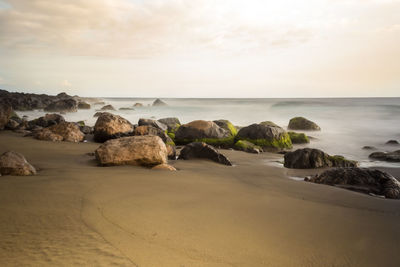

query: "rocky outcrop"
xmin=233 ymin=140 xmax=262 ymax=154
xmin=158 ymin=117 xmax=181 ymax=132
xmin=306 ymin=168 xmax=400 ymax=199
xmin=34 ymin=122 xmax=84 ymax=142
xmin=236 ymin=122 xmax=292 ymax=150
xmin=100 ymin=105 xmax=115 ymax=111
xmin=0 ymin=89 xmax=57 ymax=110
xmin=78 ymin=102 xmax=91 ymax=109
xmin=152 ymin=99 xmax=167 ymax=106
xmin=178 ymin=142 xmax=232 ymax=166
xmin=95 ymin=136 xmax=168 ymax=167
xmin=44 ymin=99 xmax=78 ymax=113
xmin=138 ymin=118 xmax=168 ymax=131
xmin=0 ymin=100 xmax=12 ymax=129
xmin=284 ymin=148 xmax=358 ymax=169
xmin=288 ymin=117 xmax=320 ymax=131
xmin=28 ymin=114 xmax=65 ymax=129
xmin=175 ymin=120 xmax=234 ymax=147
xmin=288 ymin=132 xmax=310 ymax=144
xmin=369 ymin=150 xmax=400 ymax=162
xmin=0 ymin=151 xmax=36 ymax=176
xmin=93 ymin=113 xmax=133 ymax=142
xmin=152 ymin=164 xmax=177 ymax=171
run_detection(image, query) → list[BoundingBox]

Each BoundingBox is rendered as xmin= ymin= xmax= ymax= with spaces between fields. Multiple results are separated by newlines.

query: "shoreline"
xmin=1 ymin=131 xmax=400 ymax=266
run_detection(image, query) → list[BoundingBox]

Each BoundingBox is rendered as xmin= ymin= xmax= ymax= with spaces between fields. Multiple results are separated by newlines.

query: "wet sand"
xmin=1 ymin=131 xmax=400 ymax=266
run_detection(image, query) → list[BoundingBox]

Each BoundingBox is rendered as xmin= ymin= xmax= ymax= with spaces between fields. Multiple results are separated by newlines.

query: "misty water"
xmin=16 ymin=97 xmax=400 ymax=168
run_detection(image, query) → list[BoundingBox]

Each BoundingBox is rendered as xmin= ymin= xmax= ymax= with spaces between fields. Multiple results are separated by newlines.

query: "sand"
xmin=1 ymin=130 xmax=400 ymax=266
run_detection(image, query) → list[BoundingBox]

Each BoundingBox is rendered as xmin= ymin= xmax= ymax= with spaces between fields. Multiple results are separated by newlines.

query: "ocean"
xmin=15 ymin=97 xmax=400 ymax=168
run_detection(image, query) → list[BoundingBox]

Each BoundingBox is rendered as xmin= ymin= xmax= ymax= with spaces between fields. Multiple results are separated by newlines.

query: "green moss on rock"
xmin=238 ymin=133 xmax=292 ymax=150
xmin=176 ymin=136 xmax=236 ymax=147
xmin=234 ymin=140 xmax=262 ymax=153
xmin=288 ymin=132 xmax=310 ymax=144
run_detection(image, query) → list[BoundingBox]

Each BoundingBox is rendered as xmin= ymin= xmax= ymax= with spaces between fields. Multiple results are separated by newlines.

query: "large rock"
xmin=175 ymin=120 xmax=234 ymax=147
xmin=35 ymin=122 xmax=84 ymax=142
xmin=288 ymin=117 xmax=320 ymax=131
xmin=288 ymin=132 xmax=310 ymax=144
xmin=178 ymin=142 xmax=232 ymax=166
xmin=28 ymin=114 xmax=65 ymax=129
xmin=0 ymin=151 xmax=36 ymax=176
xmin=44 ymin=99 xmax=78 ymax=113
xmin=386 ymin=140 xmax=399 ymax=145
xmin=100 ymin=105 xmax=115 ymax=111
xmin=369 ymin=150 xmax=400 ymax=162
xmin=93 ymin=113 xmax=133 ymax=142
xmin=95 ymin=136 xmax=168 ymax=167
xmin=158 ymin=117 xmax=181 ymax=132
xmin=233 ymin=140 xmax=262 ymax=154
xmin=0 ymin=89 xmax=58 ymax=110
xmin=152 ymin=99 xmax=167 ymax=106
xmin=78 ymin=102 xmax=91 ymax=109
xmin=138 ymin=118 xmax=168 ymax=131
xmin=284 ymin=148 xmax=358 ymax=169
xmin=307 ymin=168 xmax=400 ymax=199
xmin=0 ymin=100 xmax=12 ymax=129
xmin=134 ymin=125 xmax=173 ymax=144
xmin=236 ymin=122 xmax=292 ymax=150
xmin=213 ymin=120 xmax=238 ymax=136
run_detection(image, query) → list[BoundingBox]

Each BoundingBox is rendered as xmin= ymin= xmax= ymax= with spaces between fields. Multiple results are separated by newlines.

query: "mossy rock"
xmin=158 ymin=118 xmax=181 ymax=132
xmin=288 ymin=117 xmax=320 ymax=131
xmin=328 ymin=155 xmax=358 ymax=167
xmin=234 ymin=140 xmax=262 ymax=154
xmin=77 ymin=120 xmax=85 ymax=127
xmin=213 ymin=120 xmax=238 ymax=136
xmin=288 ymin=132 xmax=310 ymax=144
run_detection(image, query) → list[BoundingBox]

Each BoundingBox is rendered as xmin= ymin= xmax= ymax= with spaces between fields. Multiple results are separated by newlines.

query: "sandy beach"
xmin=0 ymin=130 xmax=399 ymax=267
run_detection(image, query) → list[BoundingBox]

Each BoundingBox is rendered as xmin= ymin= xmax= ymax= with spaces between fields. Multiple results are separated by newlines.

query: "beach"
xmin=1 ymin=130 xmax=400 ymax=266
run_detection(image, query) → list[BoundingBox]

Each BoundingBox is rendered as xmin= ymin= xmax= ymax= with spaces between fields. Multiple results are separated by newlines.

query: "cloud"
xmin=0 ymin=0 xmax=313 ymax=58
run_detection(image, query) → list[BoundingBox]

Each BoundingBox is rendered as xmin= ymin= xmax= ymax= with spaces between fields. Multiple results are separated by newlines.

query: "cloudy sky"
xmin=0 ymin=0 xmax=399 ymax=97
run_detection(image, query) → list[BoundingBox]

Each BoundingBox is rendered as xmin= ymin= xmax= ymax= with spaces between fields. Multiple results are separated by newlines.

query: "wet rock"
xmin=0 ymin=151 xmax=36 ymax=176
xmin=93 ymin=112 xmax=133 ymax=142
xmin=178 ymin=142 xmax=232 ymax=166
xmin=288 ymin=117 xmax=321 ymax=131
xmin=28 ymin=114 xmax=65 ymax=129
xmin=369 ymin=150 xmax=400 ymax=162
xmin=44 ymin=99 xmax=78 ymax=113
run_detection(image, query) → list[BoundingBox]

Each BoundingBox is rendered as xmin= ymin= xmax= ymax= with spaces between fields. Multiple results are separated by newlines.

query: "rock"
xmin=175 ymin=120 xmax=234 ymax=147
xmin=138 ymin=118 xmax=168 ymax=131
xmin=288 ymin=132 xmax=310 ymax=144
xmin=362 ymin=146 xmax=376 ymax=150
xmin=369 ymin=150 xmax=400 ymax=162
xmin=35 ymin=122 xmax=84 ymax=142
xmin=0 ymin=151 xmax=36 ymax=176
xmin=233 ymin=140 xmax=262 ymax=154
xmin=158 ymin=117 xmax=181 ymax=132
xmin=133 ymin=103 xmax=143 ymax=107
xmin=56 ymin=92 xmax=70 ymax=98
xmin=93 ymin=112 xmax=133 ymax=142
xmin=152 ymin=99 xmax=167 ymax=106
xmin=95 ymin=136 xmax=168 ymax=167
xmin=44 ymin=99 xmax=78 ymax=112
xmin=213 ymin=120 xmax=238 ymax=136
xmin=119 ymin=107 xmax=135 ymax=111
xmin=28 ymin=113 xmax=65 ymax=129
xmin=152 ymin=164 xmax=177 ymax=171
xmin=288 ymin=117 xmax=321 ymax=131
xmin=80 ymin=125 xmax=93 ymax=135
xmin=178 ymin=142 xmax=232 ymax=166
xmin=386 ymin=140 xmax=399 ymax=145
xmin=236 ymin=122 xmax=292 ymax=150
xmin=93 ymin=112 xmax=106 ymax=117
xmin=133 ymin=125 xmax=174 ymax=145
xmin=284 ymin=148 xmax=358 ymax=169
xmin=0 ymin=100 xmax=12 ymax=129
xmin=0 ymin=89 xmax=61 ymax=110
xmin=94 ymin=101 xmax=106 ymax=106
xmin=166 ymin=144 xmax=176 ymax=160
xmin=78 ymin=102 xmax=91 ymax=109
xmin=307 ymin=168 xmax=400 ymax=199
xmin=100 ymin=105 xmax=115 ymax=111
xmin=6 ymin=119 xmax=20 ymax=130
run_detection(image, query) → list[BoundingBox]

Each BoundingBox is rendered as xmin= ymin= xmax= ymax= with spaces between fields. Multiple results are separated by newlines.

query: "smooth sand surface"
xmin=1 ymin=131 xmax=400 ymax=266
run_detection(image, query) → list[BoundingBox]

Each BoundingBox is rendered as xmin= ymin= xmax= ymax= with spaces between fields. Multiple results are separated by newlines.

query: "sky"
xmin=0 ymin=0 xmax=399 ymax=97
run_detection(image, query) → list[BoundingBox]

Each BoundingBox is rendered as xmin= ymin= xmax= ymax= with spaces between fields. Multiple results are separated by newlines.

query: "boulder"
xmin=35 ymin=122 xmax=84 ymax=142
xmin=152 ymin=164 xmax=177 ymax=171
xmin=0 ymin=100 xmax=12 ymax=129
xmin=100 ymin=105 xmax=115 ymax=111
xmin=138 ymin=118 xmax=168 ymax=131
xmin=0 ymin=151 xmax=36 ymax=176
xmin=236 ymin=122 xmax=292 ymax=150
xmin=133 ymin=125 xmax=174 ymax=145
xmin=288 ymin=132 xmax=310 ymax=144
xmin=78 ymin=102 xmax=91 ymax=109
xmin=233 ymin=140 xmax=262 ymax=154
xmin=213 ymin=120 xmax=238 ymax=136
xmin=6 ymin=119 xmax=20 ymax=130
xmin=288 ymin=117 xmax=320 ymax=131
xmin=362 ymin=146 xmax=376 ymax=150
xmin=386 ymin=140 xmax=399 ymax=145
xmin=93 ymin=112 xmax=106 ymax=117
xmin=93 ymin=113 xmax=133 ymax=142
xmin=152 ymin=99 xmax=167 ymax=106
xmin=133 ymin=103 xmax=143 ymax=107
xmin=369 ymin=150 xmax=400 ymax=162
xmin=166 ymin=144 xmax=176 ymax=160
xmin=175 ymin=120 xmax=234 ymax=147
xmin=28 ymin=114 xmax=65 ymax=129
xmin=44 ymin=99 xmax=78 ymax=112
xmin=284 ymin=148 xmax=358 ymax=169
xmin=95 ymin=136 xmax=168 ymax=167
xmin=307 ymin=168 xmax=400 ymax=199
xmin=158 ymin=117 xmax=181 ymax=132
xmin=178 ymin=142 xmax=232 ymax=166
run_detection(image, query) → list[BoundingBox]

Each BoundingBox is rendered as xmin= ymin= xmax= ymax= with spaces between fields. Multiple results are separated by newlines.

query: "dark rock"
xmin=28 ymin=114 xmax=65 ymax=129
xmin=288 ymin=117 xmax=320 ymax=131
xmin=0 ymin=151 xmax=36 ymax=176
xmin=133 ymin=103 xmax=143 ymax=107
xmin=152 ymin=99 xmax=167 ymax=106
xmin=44 ymin=99 xmax=78 ymax=113
xmin=362 ymin=146 xmax=376 ymax=150
xmin=80 ymin=125 xmax=93 ymax=135
xmin=78 ymin=102 xmax=91 ymax=109
xmin=0 ymin=99 xmax=12 ymax=129
xmin=6 ymin=119 xmax=20 ymax=130
xmin=138 ymin=118 xmax=168 ymax=131
xmin=386 ymin=140 xmax=399 ymax=145
xmin=178 ymin=142 xmax=232 ymax=166
xmin=369 ymin=150 xmax=400 ymax=162
xmin=93 ymin=112 xmax=133 ymax=142
xmin=158 ymin=117 xmax=181 ymax=132
xmin=100 ymin=105 xmax=115 ymax=111
xmin=284 ymin=148 xmax=358 ymax=169
xmin=307 ymin=168 xmax=400 ymax=199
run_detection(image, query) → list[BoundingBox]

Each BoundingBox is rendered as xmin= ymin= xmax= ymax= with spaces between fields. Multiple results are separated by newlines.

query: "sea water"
xmin=16 ymin=97 xmax=400 ymax=168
